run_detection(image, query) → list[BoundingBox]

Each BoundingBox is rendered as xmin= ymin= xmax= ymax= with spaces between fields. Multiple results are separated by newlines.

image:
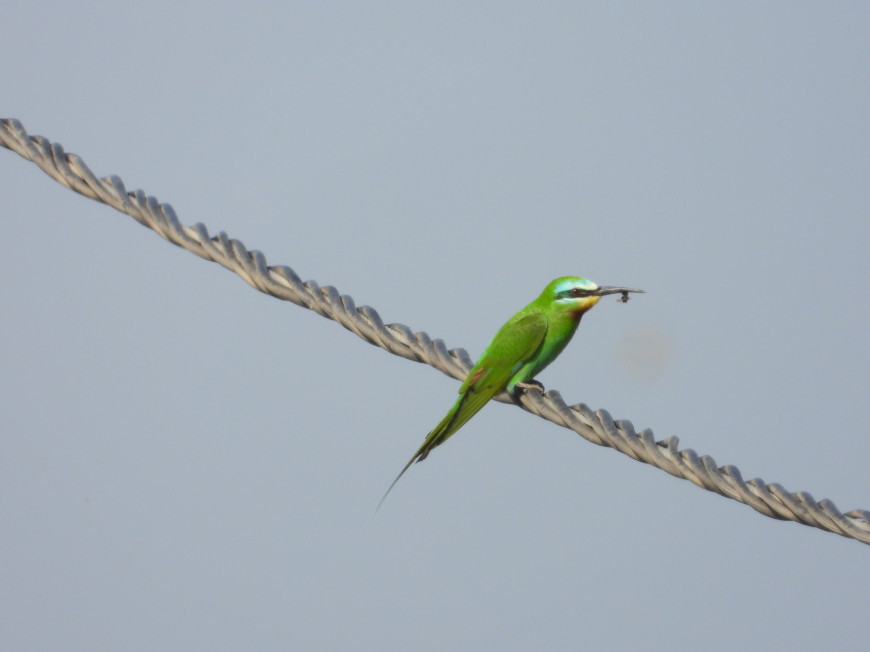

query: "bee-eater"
xmin=380 ymin=276 xmax=643 ymax=506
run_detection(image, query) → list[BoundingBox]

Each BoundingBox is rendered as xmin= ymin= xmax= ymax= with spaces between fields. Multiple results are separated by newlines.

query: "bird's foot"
xmin=510 ymin=380 xmax=545 ymax=402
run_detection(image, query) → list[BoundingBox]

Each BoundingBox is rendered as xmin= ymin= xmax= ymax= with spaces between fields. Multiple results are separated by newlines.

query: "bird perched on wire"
xmin=380 ymin=276 xmax=643 ymax=506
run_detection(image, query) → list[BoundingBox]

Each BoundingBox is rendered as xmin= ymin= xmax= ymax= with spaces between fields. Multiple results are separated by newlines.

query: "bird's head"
xmin=545 ymin=276 xmax=645 ymax=318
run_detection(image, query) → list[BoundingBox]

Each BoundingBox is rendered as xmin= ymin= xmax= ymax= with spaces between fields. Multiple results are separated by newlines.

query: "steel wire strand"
xmin=2 ymin=118 xmax=868 ymax=545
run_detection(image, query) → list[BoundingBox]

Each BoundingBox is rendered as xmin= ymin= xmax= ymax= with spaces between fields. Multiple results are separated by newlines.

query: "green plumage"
xmin=379 ymin=276 xmax=642 ymax=506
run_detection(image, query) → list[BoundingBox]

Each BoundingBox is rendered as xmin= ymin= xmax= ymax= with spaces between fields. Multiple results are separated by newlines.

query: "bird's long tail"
xmin=377 ymin=387 xmax=496 ymax=510
xmin=377 ymin=456 xmax=419 ymax=511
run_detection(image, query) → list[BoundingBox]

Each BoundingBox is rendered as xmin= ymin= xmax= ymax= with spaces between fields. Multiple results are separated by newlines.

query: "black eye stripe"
xmin=558 ymin=288 xmax=592 ymax=299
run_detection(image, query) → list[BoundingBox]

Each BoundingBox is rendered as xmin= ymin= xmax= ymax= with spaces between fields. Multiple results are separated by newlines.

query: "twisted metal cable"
xmin=2 ymin=117 xmax=868 ymax=545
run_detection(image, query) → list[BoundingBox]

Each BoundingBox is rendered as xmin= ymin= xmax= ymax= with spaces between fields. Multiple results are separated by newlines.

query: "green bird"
xmin=380 ymin=276 xmax=643 ymax=506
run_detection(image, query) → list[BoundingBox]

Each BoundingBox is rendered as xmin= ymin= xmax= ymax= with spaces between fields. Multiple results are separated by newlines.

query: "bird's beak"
xmin=592 ymin=286 xmax=645 ymax=302
xmin=593 ymin=286 xmax=645 ymax=296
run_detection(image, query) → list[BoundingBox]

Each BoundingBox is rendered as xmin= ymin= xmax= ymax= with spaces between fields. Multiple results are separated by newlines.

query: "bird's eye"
xmin=570 ymin=287 xmax=586 ymax=297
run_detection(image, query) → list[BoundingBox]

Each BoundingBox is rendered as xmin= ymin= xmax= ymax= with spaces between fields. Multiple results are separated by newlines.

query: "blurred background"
xmin=2 ymin=3 xmax=868 ymax=650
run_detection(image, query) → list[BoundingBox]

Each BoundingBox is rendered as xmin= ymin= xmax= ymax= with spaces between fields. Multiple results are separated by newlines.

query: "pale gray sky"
xmin=2 ymin=3 xmax=869 ymax=650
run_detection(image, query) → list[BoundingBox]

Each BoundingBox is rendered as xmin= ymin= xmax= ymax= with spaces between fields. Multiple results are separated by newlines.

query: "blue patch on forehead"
xmin=555 ymin=277 xmax=598 ymax=293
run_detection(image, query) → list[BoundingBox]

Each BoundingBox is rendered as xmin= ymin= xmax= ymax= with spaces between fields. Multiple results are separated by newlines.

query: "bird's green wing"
xmin=460 ymin=310 xmax=549 ymax=395
xmin=379 ymin=312 xmax=548 ymax=507
xmin=431 ymin=310 xmax=549 ymax=453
